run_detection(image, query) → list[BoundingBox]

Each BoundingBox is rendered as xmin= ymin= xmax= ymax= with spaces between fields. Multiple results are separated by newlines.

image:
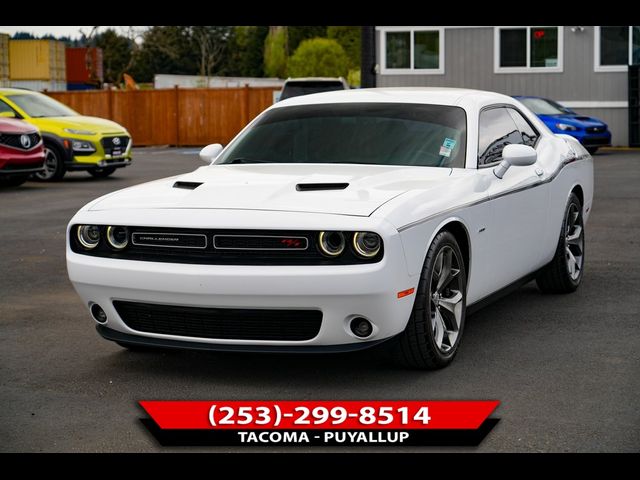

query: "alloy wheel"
xmin=565 ymin=203 xmax=584 ymax=281
xmin=36 ymin=147 xmax=58 ymax=180
xmin=429 ymin=246 xmax=464 ymax=353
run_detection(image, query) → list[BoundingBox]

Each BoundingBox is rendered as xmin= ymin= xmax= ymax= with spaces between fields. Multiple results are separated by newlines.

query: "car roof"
xmin=0 ymin=88 xmax=39 ymax=96
xmin=274 ymin=87 xmax=515 ymax=109
xmin=284 ymin=77 xmax=345 ymax=83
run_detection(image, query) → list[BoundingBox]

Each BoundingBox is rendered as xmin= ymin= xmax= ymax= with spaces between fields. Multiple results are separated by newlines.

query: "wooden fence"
xmin=47 ymin=87 xmax=280 ymax=146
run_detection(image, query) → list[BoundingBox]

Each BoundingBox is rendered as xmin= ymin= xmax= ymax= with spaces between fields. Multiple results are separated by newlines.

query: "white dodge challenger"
xmin=66 ymin=88 xmax=593 ymax=369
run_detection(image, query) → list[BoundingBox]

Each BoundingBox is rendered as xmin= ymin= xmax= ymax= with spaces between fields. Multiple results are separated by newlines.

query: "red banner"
xmin=139 ymin=400 xmax=499 ymax=430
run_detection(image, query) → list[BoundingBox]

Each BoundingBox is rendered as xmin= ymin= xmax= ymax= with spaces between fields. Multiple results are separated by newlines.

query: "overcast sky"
xmin=0 ymin=26 xmax=130 ymax=39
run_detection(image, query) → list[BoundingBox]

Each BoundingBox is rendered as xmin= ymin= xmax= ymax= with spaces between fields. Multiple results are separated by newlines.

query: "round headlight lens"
xmin=106 ymin=226 xmax=129 ymax=250
xmin=77 ymin=225 xmax=101 ymax=249
xmin=353 ymin=232 xmax=381 ymax=258
xmin=318 ymin=231 xmax=346 ymax=257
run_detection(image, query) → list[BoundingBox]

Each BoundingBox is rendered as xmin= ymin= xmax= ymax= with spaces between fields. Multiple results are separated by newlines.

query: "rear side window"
xmin=478 ymin=108 xmax=523 ymax=166
xmin=507 ymin=108 xmax=539 ymax=147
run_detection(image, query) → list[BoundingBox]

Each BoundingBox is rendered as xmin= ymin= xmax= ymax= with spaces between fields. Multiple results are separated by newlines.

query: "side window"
xmin=478 ymin=108 xmax=523 ymax=166
xmin=507 ymin=108 xmax=539 ymax=147
xmin=0 ymin=100 xmax=15 ymax=115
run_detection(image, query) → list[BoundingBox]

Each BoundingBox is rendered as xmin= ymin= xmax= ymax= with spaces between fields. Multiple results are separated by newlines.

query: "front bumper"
xmin=66 ymin=211 xmax=417 ymax=349
xmin=62 ymin=135 xmax=133 ymax=169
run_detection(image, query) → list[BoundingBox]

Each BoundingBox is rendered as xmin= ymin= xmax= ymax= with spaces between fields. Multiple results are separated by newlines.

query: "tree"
xmin=327 ymin=26 xmax=361 ymax=69
xmin=287 ymin=38 xmax=350 ymax=78
xmin=264 ymin=27 xmax=288 ymax=78
xmin=287 ymin=26 xmax=327 ymax=53
xmin=225 ymin=26 xmax=269 ymax=77
xmin=188 ymin=26 xmax=232 ymax=80
xmin=94 ymin=29 xmax=134 ymax=85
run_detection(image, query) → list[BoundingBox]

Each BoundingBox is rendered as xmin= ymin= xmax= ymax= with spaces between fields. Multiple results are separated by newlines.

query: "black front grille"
xmin=70 ymin=226 xmax=383 ymax=265
xmin=114 ymin=301 xmax=322 ymax=341
xmin=101 ymin=136 xmax=130 ymax=156
xmin=0 ymin=132 xmax=40 ymax=150
xmin=586 ymin=126 xmax=606 ymax=133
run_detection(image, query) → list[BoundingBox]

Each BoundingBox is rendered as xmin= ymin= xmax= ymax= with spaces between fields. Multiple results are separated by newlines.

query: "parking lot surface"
xmin=0 ymin=147 xmax=638 ymax=452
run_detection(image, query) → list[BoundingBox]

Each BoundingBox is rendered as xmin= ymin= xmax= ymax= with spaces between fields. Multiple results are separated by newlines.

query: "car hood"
xmin=31 ymin=116 xmax=128 ymax=134
xmin=538 ymin=114 xmax=607 ymax=128
xmin=89 ymin=164 xmax=453 ymax=217
xmin=0 ymin=117 xmax=38 ymax=134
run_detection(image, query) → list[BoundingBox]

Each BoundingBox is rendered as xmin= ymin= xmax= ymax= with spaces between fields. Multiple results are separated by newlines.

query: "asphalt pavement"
xmin=0 ymin=147 xmax=638 ymax=452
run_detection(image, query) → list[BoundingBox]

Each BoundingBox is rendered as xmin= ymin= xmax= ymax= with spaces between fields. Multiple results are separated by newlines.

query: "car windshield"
xmin=519 ymin=97 xmax=573 ymax=115
xmin=7 ymin=93 xmax=77 ymax=118
xmin=280 ymin=81 xmax=346 ymax=100
xmin=218 ymin=103 xmax=467 ymax=168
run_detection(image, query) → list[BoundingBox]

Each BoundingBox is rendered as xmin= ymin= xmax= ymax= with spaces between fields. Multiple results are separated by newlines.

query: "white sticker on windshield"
xmin=439 ymin=146 xmax=452 ymax=157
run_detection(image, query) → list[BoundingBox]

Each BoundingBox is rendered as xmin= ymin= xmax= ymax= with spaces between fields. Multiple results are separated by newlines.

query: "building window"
xmin=595 ymin=26 xmax=640 ymax=72
xmin=381 ymin=27 xmax=444 ymax=74
xmin=494 ymin=26 xmax=563 ymax=73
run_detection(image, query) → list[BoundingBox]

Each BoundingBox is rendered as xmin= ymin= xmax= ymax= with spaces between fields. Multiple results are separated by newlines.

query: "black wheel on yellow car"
xmin=88 ymin=167 xmax=116 ymax=178
xmin=34 ymin=143 xmax=66 ymax=181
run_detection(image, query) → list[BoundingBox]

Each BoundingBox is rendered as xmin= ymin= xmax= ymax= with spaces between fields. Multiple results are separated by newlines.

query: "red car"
xmin=0 ymin=117 xmax=45 ymax=187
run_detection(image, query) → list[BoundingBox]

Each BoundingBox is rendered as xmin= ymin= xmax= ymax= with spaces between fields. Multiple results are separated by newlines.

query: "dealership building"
xmin=366 ymin=26 xmax=639 ymax=146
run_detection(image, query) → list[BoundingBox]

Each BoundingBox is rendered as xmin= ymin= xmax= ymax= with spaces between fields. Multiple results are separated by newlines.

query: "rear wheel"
xmin=586 ymin=147 xmax=599 ymax=155
xmin=536 ymin=192 xmax=585 ymax=293
xmin=88 ymin=167 xmax=116 ymax=178
xmin=0 ymin=174 xmax=29 ymax=187
xmin=35 ymin=144 xmax=66 ymax=181
xmin=392 ymin=231 xmax=467 ymax=369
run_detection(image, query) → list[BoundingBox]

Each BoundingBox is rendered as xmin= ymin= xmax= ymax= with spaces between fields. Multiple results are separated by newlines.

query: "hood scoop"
xmin=296 ymin=182 xmax=349 ymax=192
xmin=173 ymin=181 xmax=203 ymax=190
xmin=574 ymin=116 xmax=592 ymax=121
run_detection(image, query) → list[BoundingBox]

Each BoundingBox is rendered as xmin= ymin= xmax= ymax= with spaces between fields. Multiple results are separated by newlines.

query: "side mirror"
xmin=493 ymin=144 xmax=537 ymax=179
xmin=0 ymin=111 xmax=16 ymax=118
xmin=199 ymin=143 xmax=223 ymax=164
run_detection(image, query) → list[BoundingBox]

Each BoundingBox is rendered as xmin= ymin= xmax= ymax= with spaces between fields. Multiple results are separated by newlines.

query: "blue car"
xmin=514 ymin=96 xmax=611 ymax=154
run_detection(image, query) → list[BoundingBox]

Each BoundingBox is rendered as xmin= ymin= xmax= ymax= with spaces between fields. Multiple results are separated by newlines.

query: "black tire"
xmin=88 ymin=167 xmax=116 ymax=178
xmin=0 ymin=174 xmax=29 ymax=187
xmin=34 ymin=143 xmax=66 ymax=181
xmin=586 ymin=147 xmax=599 ymax=155
xmin=392 ymin=231 xmax=467 ymax=369
xmin=536 ymin=192 xmax=585 ymax=293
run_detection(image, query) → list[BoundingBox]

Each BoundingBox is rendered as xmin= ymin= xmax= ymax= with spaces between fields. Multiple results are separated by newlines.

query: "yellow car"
xmin=0 ymin=88 xmax=132 ymax=180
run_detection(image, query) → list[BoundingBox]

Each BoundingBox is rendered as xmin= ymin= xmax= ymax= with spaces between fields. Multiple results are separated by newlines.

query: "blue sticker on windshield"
xmin=443 ymin=138 xmax=457 ymax=150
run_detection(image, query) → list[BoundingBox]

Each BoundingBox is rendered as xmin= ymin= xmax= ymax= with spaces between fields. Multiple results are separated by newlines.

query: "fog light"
xmin=107 ymin=226 xmax=129 ymax=250
xmin=90 ymin=304 xmax=107 ymax=324
xmin=350 ymin=317 xmax=373 ymax=338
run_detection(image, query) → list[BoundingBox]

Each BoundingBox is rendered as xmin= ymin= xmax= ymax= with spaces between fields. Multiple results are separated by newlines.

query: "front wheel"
xmin=34 ymin=144 xmax=66 ymax=181
xmin=392 ymin=231 xmax=467 ymax=369
xmin=536 ymin=192 xmax=585 ymax=293
xmin=88 ymin=167 xmax=116 ymax=178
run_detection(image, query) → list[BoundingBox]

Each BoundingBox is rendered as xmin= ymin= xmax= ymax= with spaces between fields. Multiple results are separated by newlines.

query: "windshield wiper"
xmin=226 ymin=158 xmax=271 ymax=164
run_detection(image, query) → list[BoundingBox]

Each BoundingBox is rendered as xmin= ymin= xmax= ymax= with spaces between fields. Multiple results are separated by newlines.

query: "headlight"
xmin=71 ymin=140 xmax=96 ymax=152
xmin=556 ymin=123 xmax=577 ymax=131
xmin=352 ymin=232 xmax=382 ymax=258
xmin=106 ymin=226 xmax=129 ymax=250
xmin=318 ymin=231 xmax=346 ymax=257
xmin=64 ymin=128 xmax=96 ymax=135
xmin=77 ymin=225 xmax=100 ymax=249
